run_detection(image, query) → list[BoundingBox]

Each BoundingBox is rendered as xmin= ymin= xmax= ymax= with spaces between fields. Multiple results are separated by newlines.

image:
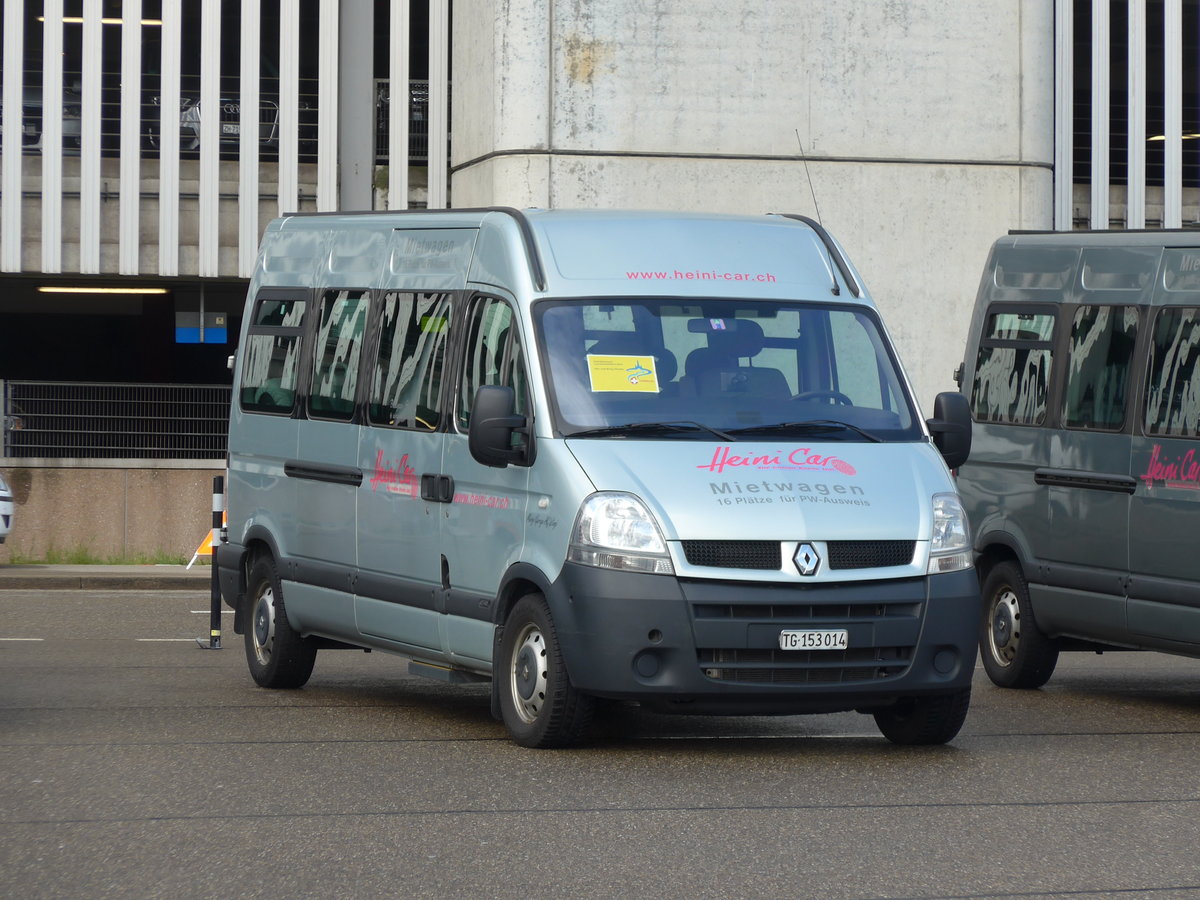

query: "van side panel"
xmin=514 ymin=441 xmax=594 ymax=591
xmin=355 ymin=426 xmax=446 ymax=652
xmin=1030 ymin=585 xmax=1129 ymax=644
xmin=962 ymin=231 xmax=1200 ymax=663
xmin=226 ymin=407 xmax=299 ymax=560
xmin=284 ymin=582 xmax=356 ymax=639
xmin=469 ymin=215 xmax=537 ymax=297
xmin=440 ymin=403 xmax=531 ymax=665
xmin=956 ymin=421 xmax=1052 ymax=577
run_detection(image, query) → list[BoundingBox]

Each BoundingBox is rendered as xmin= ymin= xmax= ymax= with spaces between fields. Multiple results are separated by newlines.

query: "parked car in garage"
xmin=4 ymin=77 xmax=83 ymax=154
xmin=374 ymin=79 xmax=431 ymax=162
xmin=145 ymin=76 xmax=316 ymax=160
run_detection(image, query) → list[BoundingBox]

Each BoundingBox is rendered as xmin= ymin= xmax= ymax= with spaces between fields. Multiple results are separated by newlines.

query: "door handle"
xmin=420 ymin=473 xmax=455 ymax=503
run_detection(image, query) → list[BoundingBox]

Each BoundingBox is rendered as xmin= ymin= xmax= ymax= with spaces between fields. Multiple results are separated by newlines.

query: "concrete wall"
xmin=451 ymin=0 xmax=1055 ymax=410
xmin=0 ymin=462 xmax=222 ymax=564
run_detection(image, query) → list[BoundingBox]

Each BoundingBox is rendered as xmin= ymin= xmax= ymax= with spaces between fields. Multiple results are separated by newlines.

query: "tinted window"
xmin=309 ymin=290 xmax=369 ymax=420
xmin=369 ymin=291 xmax=452 ymax=431
xmin=1145 ymin=307 xmax=1200 ymax=438
xmin=240 ymin=295 xmax=307 ymax=414
xmin=970 ymin=310 xmax=1055 ymax=426
xmin=457 ymin=297 xmax=522 ymax=431
xmin=1063 ymin=306 xmax=1138 ymax=430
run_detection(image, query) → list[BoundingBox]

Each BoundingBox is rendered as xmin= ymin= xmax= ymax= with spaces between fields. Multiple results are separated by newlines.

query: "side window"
xmin=1063 ymin=305 xmax=1138 ymax=430
xmin=457 ymin=297 xmax=522 ymax=431
xmin=240 ymin=294 xmax=307 ymax=414
xmin=507 ymin=333 xmax=530 ymax=418
xmin=969 ymin=309 xmax=1055 ymax=425
xmin=369 ymin=291 xmax=452 ymax=431
xmin=309 ymin=290 xmax=370 ymax=421
xmin=826 ymin=310 xmax=903 ymax=411
xmin=1145 ymin=307 xmax=1200 ymax=437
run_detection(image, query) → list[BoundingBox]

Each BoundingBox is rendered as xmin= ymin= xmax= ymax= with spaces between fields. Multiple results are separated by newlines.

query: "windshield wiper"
xmin=567 ymin=420 xmax=736 ymax=441
xmin=724 ymin=419 xmax=883 ymax=442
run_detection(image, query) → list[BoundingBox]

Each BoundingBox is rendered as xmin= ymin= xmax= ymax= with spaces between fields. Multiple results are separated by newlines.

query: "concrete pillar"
xmin=450 ymin=0 xmax=1056 ymax=410
xmin=339 ymin=1 xmax=375 ymax=211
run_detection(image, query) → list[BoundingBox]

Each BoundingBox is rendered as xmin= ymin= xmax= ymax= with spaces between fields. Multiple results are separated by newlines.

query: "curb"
xmin=0 ymin=567 xmax=211 ymax=591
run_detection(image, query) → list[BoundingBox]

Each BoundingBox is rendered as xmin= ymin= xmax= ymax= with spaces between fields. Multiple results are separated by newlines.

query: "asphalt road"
xmin=3 ymin=584 xmax=1200 ymax=899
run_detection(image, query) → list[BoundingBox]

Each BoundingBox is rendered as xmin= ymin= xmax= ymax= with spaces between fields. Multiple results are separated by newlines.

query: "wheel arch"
xmin=229 ymin=525 xmax=286 ymax=635
xmin=492 ymin=561 xmax=556 ymax=627
xmin=973 ymin=530 xmax=1030 ymax=586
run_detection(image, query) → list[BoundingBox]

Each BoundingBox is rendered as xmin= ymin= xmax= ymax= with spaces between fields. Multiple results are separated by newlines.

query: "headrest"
xmin=686 ymin=318 xmax=765 ymax=359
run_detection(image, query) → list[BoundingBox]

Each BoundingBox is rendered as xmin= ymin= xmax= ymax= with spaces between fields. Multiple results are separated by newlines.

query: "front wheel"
xmin=244 ymin=554 xmax=317 ymax=689
xmin=979 ymin=560 xmax=1058 ymax=689
xmin=873 ymin=687 xmax=971 ymax=745
xmin=497 ymin=593 xmax=594 ymax=748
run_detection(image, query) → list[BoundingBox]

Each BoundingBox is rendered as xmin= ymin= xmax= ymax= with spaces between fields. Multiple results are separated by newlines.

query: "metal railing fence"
xmin=2 ymin=381 xmax=230 ymax=460
xmin=374 ymin=79 xmax=433 ymax=163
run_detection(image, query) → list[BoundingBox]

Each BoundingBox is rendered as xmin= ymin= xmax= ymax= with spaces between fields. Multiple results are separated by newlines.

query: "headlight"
xmin=928 ymin=492 xmax=972 ymax=574
xmin=568 ymin=492 xmax=674 ymax=575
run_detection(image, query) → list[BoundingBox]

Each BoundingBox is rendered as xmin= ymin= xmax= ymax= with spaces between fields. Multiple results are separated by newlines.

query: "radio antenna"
xmin=795 ymin=129 xmax=823 ymax=226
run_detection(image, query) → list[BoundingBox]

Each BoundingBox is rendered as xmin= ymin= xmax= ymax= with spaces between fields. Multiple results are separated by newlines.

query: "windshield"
xmin=534 ymin=299 xmax=921 ymax=441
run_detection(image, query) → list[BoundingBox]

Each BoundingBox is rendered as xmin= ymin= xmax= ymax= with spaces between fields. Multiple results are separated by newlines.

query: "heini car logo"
xmin=794 ymin=543 xmax=820 ymax=576
xmin=697 ymin=446 xmax=857 ymax=476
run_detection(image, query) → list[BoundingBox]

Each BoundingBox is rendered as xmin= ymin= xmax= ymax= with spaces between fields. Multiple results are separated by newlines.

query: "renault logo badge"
xmin=794 ymin=542 xmax=820 ymax=576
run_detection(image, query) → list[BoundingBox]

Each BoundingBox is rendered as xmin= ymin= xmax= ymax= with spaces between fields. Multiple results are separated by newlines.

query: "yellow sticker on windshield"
xmin=587 ymin=354 xmax=660 ymax=393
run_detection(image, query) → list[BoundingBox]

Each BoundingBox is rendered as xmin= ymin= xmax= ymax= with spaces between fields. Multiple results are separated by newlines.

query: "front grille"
xmin=693 ymin=601 xmax=921 ymax=621
xmin=219 ymin=100 xmax=280 ymax=141
xmin=682 ymin=540 xmax=780 ymax=570
xmin=689 ymin=580 xmax=923 ymax=685
xmin=681 ymin=539 xmax=915 ymax=572
xmin=699 ymin=647 xmax=913 ymax=684
xmin=827 ymin=540 xmax=915 ymax=569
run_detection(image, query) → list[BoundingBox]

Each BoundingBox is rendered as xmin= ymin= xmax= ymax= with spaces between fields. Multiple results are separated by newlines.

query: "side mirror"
xmin=468 ymin=385 xmax=531 ymax=468
xmin=926 ymin=391 xmax=972 ymax=470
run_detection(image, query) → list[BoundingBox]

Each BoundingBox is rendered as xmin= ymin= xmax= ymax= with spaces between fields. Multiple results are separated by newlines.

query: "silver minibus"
xmin=218 ymin=208 xmax=977 ymax=747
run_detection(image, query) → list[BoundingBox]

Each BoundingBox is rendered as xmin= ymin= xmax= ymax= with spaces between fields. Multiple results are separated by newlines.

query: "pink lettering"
xmin=1141 ymin=443 xmax=1200 ymax=489
xmin=697 ymin=446 xmax=857 ymax=476
xmin=370 ymin=449 xmax=418 ymax=494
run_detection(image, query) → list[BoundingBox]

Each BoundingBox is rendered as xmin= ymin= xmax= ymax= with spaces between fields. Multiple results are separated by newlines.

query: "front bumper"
xmin=544 ymin=562 xmax=979 ymax=714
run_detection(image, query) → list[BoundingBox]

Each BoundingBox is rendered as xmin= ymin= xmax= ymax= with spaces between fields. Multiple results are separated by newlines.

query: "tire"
xmin=979 ymin=560 xmax=1058 ymax=689
xmin=873 ymin=687 xmax=971 ymax=745
xmin=244 ymin=554 xmax=317 ymax=689
xmin=497 ymin=593 xmax=594 ymax=748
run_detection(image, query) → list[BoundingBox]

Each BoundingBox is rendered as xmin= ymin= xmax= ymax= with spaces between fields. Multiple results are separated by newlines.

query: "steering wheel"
xmin=790 ymin=389 xmax=853 ymax=406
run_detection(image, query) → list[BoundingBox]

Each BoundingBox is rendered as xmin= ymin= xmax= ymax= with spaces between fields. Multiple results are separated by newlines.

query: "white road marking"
xmin=0 ymin=637 xmax=44 ymax=641
xmin=136 ymin=638 xmax=202 ymax=642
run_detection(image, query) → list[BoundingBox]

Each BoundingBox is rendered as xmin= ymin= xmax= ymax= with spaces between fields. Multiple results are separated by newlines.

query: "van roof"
xmin=523 ymin=209 xmax=863 ymax=301
xmin=264 ymin=208 xmax=870 ymax=304
xmin=982 ymin=230 xmax=1200 ymax=305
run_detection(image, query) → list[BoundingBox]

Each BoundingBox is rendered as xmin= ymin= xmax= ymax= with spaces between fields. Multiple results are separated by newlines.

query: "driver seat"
xmin=683 ymin=320 xmax=790 ymax=398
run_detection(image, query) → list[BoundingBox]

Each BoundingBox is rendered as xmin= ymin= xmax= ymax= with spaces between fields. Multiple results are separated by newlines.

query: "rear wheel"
xmin=497 ymin=593 xmax=593 ymax=748
xmin=244 ymin=554 xmax=316 ymax=689
xmin=873 ymin=687 xmax=971 ymax=745
xmin=979 ymin=560 xmax=1058 ymax=689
